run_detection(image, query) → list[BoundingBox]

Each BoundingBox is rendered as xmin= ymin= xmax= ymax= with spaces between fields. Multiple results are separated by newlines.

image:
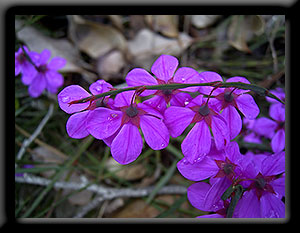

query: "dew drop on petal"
xmin=181 ymin=77 xmax=185 ymax=81
xmin=161 ymin=143 xmax=165 ymax=147
xmin=61 ymin=96 xmax=70 ymax=103
xmin=110 ymin=113 xmax=118 ymax=118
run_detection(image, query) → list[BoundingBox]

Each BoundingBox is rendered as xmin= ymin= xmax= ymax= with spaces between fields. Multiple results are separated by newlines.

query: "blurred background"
xmin=15 ymin=15 xmax=285 ymax=218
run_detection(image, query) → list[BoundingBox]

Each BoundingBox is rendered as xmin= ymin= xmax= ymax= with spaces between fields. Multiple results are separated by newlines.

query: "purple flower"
xmin=164 ymin=94 xmax=229 ymax=163
xmin=125 ymin=54 xmax=201 ymax=112
xmin=235 ymin=151 xmax=285 ymax=218
xmin=58 ymin=80 xmax=113 ymax=139
xmin=242 ymin=118 xmax=262 ymax=144
xmin=198 ymin=72 xmax=260 ymax=140
xmin=15 ymin=46 xmax=39 ymax=82
xmin=24 ymin=49 xmax=66 ymax=98
xmin=86 ymin=90 xmax=169 ymax=164
xmin=177 ymin=141 xmax=243 ymax=182
xmin=187 ymin=177 xmax=237 ymax=218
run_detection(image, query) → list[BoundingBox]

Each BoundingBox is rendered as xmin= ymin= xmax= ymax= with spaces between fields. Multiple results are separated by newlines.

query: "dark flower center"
xmin=224 ymin=91 xmax=234 ymax=102
xmin=18 ymin=54 xmax=26 ymax=63
xmin=198 ymin=104 xmax=210 ymax=116
xmin=162 ymin=89 xmax=172 ymax=96
xmin=37 ymin=65 xmax=48 ymax=73
xmin=223 ymin=164 xmax=234 ymax=175
xmin=126 ymin=106 xmax=139 ymax=118
xmin=255 ymin=177 xmax=266 ymax=190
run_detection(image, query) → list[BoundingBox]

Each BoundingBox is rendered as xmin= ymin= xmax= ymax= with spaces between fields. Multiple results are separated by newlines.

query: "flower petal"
xmin=47 ymin=57 xmax=66 ymax=70
xmin=45 ymin=70 xmax=64 ymax=88
xmin=140 ymin=115 xmax=169 ymax=150
xmin=211 ymin=115 xmax=229 ymax=151
xmin=58 ymin=85 xmax=91 ymax=114
xmin=86 ymin=108 xmax=122 ymax=139
xmin=143 ymin=95 xmax=167 ymax=113
xmin=271 ymin=129 xmax=285 ymax=153
xmin=66 ymin=111 xmax=90 ymax=139
xmin=261 ymin=151 xmax=285 ymax=176
xmin=89 ymin=79 xmax=113 ymax=95
xmin=170 ymin=92 xmax=193 ymax=107
xmin=111 ymin=123 xmax=143 ymax=164
xmin=125 ymin=68 xmax=158 ymax=96
xmin=164 ymin=106 xmax=194 ymax=137
xmin=113 ymin=90 xmax=135 ymax=108
xmin=187 ymin=182 xmax=211 ymax=211
xmin=28 ymin=74 xmax=46 ymax=98
xmin=151 ymin=54 xmax=178 ymax=82
xmin=225 ymin=76 xmax=251 ymax=95
xmin=181 ymin=121 xmax=211 ymax=163
xmin=235 ymin=94 xmax=260 ymax=119
xmin=221 ymin=105 xmax=242 ymax=140
xmin=198 ymin=71 xmax=223 ymax=95
xmin=253 ymin=117 xmax=277 ymax=139
xmin=260 ymin=193 xmax=285 ymax=218
xmin=202 ymin=177 xmax=231 ymax=211
xmin=37 ymin=49 xmax=51 ymax=66
xmin=269 ymin=103 xmax=285 ymax=122
xmin=235 ymin=190 xmax=261 ymax=218
xmin=177 ymin=156 xmax=218 ymax=181
xmin=173 ymin=67 xmax=202 ymax=92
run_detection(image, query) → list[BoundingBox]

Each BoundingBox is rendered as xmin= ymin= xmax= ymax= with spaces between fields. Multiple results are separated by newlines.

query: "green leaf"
xmin=226 ymin=184 xmax=244 ymax=218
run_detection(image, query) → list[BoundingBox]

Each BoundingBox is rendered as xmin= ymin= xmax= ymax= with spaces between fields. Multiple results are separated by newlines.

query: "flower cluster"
xmin=56 ymin=54 xmax=285 ymax=218
xmin=15 ymin=46 xmax=66 ymax=98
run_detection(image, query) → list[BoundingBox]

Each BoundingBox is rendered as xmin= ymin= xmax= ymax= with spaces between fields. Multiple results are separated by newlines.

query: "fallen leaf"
xmin=191 ymin=15 xmax=221 ymax=29
xmin=106 ymin=158 xmax=147 ymax=181
xmin=128 ymin=29 xmax=192 ymax=69
xmin=145 ymin=15 xmax=179 ymax=38
xmin=68 ymin=15 xmax=127 ymax=59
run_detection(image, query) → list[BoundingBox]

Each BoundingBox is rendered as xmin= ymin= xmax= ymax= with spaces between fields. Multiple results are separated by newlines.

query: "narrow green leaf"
xmin=226 ymin=184 xmax=244 ymax=218
xmin=146 ymin=159 xmax=178 ymax=204
xmin=155 ymin=194 xmax=187 ymax=218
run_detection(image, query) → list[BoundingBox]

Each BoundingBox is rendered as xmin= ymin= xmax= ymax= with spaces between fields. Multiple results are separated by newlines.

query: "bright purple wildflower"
xmin=164 ymin=94 xmax=229 ymax=163
xmin=266 ymin=87 xmax=285 ymax=105
xmin=125 ymin=54 xmax=201 ymax=112
xmin=235 ymin=151 xmax=285 ymax=218
xmin=58 ymin=80 xmax=114 ymax=139
xmin=23 ymin=49 xmax=66 ymax=98
xmin=241 ymin=118 xmax=262 ymax=144
xmin=15 ymin=46 xmax=39 ymax=80
xmin=86 ymin=90 xmax=169 ymax=164
xmin=253 ymin=104 xmax=285 ymax=153
xmin=187 ymin=177 xmax=238 ymax=218
xmin=177 ymin=141 xmax=243 ymax=182
xmin=198 ymin=72 xmax=260 ymax=140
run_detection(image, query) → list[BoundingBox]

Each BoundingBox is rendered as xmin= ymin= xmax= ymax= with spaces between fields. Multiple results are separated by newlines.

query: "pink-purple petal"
xmin=187 ymin=182 xmax=211 ymax=210
xmin=45 ymin=70 xmax=64 ymax=88
xmin=173 ymin=67 xmax=202 ymax=92
xmin=198 ymin=71 xmax=224 ymax=95
xmin=151 ymin=54 xmax=178 ymax=82
xmin=66 ymin=111 xmax=90 ymax=139
xmin=235 ymin=190 xmax=261 ymax=218
xmin=177 ymin=156 xmax=218 ymax=181
xmin=253 ymin=117 xmax=277 ymax=139
xmin=225 ymin=76 xmax=251 ymax=95
xmin=113 ymin=91 xmax=135 ymax=108
xmin=235 ymin=94 xmax=260 ymax=119
xmin=164 ymin=106 xmax=195 ymax=137
xmin=181 ymin=121 xmax=211 ymax=163
xmin=211 ymin=115 xmax=229 ymax=151
xmin=28 ymin=74 xmax=46 ymax=98
xmin=269 ymin=103 xmax=285 ymax=122
xmin=221 ymin=105 xmax=242 ymax=140
xmin=111 ymin=123 xmax=143 ymax=164
xmin=261 ymin=151 xmax=285 ymax=176
xmin=89 ymin=79 xmax=113 ymax=95
xmin=47 ymin=57 xmax=67 ymax=70
xmin=271 ymin=129 xmax=285 ymax=153
xmin=86 ymin=108 xmax=122 ymax=139
xmin=140 ymin=115 xmax=169 ymax=150
xmin=58 ymin=85 xmax=91 ymax=114
xmin=125 ymin=68 xmax=158 ymax=96
xmin=260 ymin=193 xmax=285 ymax=218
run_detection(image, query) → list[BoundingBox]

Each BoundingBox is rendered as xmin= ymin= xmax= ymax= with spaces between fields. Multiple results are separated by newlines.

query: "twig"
xmin=15 ymin=173 xmax=187 ymax=218
xmin=16 ymin=103 xmax=54 ymax=161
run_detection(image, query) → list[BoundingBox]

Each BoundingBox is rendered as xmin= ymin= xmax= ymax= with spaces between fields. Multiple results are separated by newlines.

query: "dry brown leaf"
xmin=227 ymin=15 xmax=265 ymax=53
xmin=191 ymin=15 xmax=221 ymax=29
xmin=96 ymin=50 xmax=126 ymax=80
xmin=68 ymin=15 xmax=127 ymax=59
xmin=128 ymin=29 xmax=192 ymax=69
xmin=145 ymin=15 xmax=179 ymax=38
xmin=106 ymin=158 xmax=147 ymax=181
